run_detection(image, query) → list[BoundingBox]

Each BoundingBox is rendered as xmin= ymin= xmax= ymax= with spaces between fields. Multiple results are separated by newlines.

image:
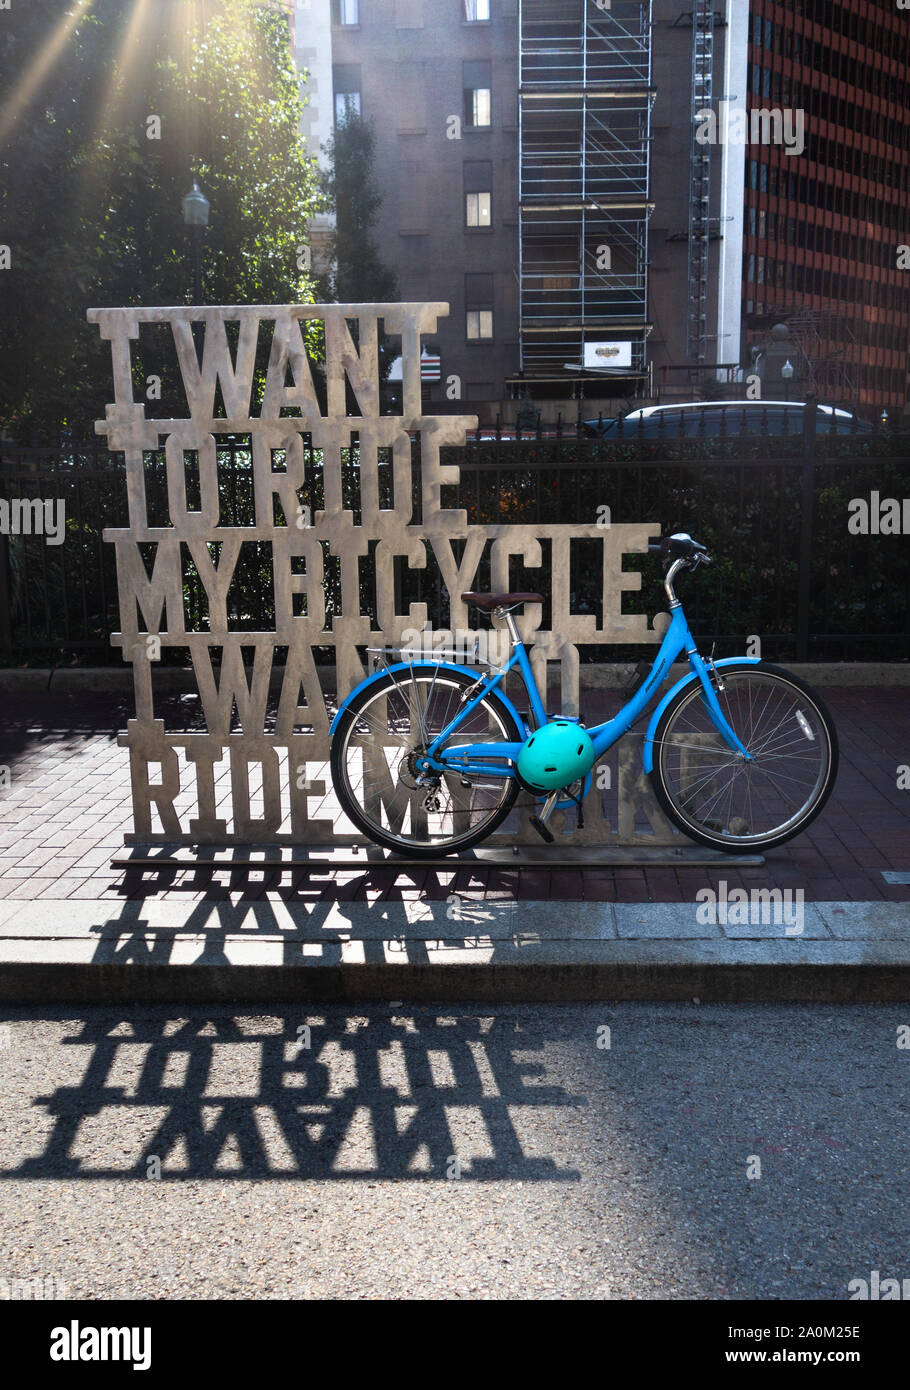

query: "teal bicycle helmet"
xmin=517 ymin=720 xmax=596 ymax=793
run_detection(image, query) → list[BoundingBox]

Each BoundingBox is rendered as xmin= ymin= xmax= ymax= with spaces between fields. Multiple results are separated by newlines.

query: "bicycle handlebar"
xmin=648 ymin=536 xmax=714 ymax=567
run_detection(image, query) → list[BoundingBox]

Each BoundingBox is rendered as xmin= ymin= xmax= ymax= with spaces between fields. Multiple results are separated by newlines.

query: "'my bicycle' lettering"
xmin=91 ymin=301 xmax=669 ymax=849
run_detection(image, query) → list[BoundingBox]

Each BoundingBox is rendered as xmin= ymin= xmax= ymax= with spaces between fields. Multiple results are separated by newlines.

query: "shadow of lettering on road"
xmin=6 ymin=1009 xmax=584 ymax=1181
xmin=82 ymin=896 xmax=518 ymax=967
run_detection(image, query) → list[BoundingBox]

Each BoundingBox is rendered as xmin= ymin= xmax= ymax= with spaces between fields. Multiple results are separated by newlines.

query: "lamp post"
xmin=181 ymin=179 xmax=210 ymax=304
xmin=781 ymin=357 xmax=794 ymax=403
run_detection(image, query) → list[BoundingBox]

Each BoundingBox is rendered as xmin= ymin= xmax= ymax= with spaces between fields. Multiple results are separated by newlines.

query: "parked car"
xmin=581 ymin=400 xmax=880 ymax=438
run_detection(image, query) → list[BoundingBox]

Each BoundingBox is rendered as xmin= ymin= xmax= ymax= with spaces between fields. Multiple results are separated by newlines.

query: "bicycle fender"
xmin=329 ymin=661 xmax=528 ymax=737
xmin=642 ymin=657 xmax=762 ymax=774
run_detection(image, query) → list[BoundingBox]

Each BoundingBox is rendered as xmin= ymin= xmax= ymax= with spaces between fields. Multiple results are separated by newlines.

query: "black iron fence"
xmin=1 ymin=408 xmax=908 ymax=665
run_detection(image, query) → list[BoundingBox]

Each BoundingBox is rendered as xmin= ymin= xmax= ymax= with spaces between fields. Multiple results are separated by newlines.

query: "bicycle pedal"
xmin=529 ymin=815 xmax=555 ymax=844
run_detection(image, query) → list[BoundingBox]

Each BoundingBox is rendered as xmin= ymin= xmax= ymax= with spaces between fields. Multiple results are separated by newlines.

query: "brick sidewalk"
xmin=0 ymin=687 xmax=906 ymax=906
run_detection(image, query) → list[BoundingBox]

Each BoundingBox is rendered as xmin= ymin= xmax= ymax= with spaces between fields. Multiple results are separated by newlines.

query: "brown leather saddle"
xmin=461 ymin=592 xmax=544 ymax=613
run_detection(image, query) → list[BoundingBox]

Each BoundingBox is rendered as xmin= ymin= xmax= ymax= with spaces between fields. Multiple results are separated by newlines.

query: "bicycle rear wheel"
xmin=650 ymin=662 xmax=838 ymax=852
xmin=330 ymin=664 xmax=521 ymax=856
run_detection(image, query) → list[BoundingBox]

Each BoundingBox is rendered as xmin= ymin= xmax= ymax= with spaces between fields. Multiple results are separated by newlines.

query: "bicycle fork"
xmin=689 ymin=649 xmax=752 ymax=762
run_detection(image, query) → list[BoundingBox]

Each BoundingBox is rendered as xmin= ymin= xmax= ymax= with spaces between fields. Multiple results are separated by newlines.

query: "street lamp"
xmin=781 ymin=357 xmax=794 ymax=403
xmin=181 ymin=180 xmax=210 ymax=304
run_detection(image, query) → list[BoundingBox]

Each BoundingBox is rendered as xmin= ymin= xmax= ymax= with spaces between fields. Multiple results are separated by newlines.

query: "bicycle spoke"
xmin=335 ymin=669 xmax=518 ymax=851
xmin=657 ymin=671 xmax=832 ymax=844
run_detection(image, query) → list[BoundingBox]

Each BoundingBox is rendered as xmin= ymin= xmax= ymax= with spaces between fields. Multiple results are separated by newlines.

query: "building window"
xmin=466 ymin=191 xmax=492 ymax=226
xmin=464 ymin=61 xmax=492 ymax=127
xmin=464 ymin=0 xmax=490 ymax=19
xmin=466 ymin=309 xmax=493 ymax=339
xmin=333 ymin=64 xmax=362 ymax=126
xmin=466 ymin=271 xmax=494 ymax=338
xmin=467 ymin=87 xmax=491 ymax=128
xmin=332 ymin=0 xmax=359 ymax=24
xmin=335 ymin=90 xmax=361 ymax=124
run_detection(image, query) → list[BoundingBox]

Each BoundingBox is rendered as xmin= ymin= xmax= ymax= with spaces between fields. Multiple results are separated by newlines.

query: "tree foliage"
xmin=0 ymin=0 xmax=325 ymax=435
xmin=320 ymin=114 xmax=397 ymax=304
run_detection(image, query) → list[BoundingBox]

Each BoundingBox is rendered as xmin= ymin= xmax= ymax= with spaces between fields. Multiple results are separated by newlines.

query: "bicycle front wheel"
xmin=330 ymin=664 xmax=521 ymax=856
xmin=650 ymin=662 xmax=838 ymax=852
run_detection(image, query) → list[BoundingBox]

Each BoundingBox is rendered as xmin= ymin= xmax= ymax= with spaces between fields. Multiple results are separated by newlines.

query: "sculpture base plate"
xmin=113 ymin=844 xmax=765 ymax=870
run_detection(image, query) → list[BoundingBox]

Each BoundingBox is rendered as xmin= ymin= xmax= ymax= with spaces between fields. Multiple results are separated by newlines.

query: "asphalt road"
xmin=0 ymin=1003 xmax=907 ymax=1300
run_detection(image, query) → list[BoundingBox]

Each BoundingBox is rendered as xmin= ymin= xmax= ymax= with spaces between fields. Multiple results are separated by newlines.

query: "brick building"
xmin=292 ymin=0 xmax=910 ymax=423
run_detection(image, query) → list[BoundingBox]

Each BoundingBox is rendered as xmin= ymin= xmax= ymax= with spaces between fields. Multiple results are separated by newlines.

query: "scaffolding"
xmin=518 ymin=0 xmax=654 ymax=384
xmin=685 ymin=0 xmax=714 ymax=364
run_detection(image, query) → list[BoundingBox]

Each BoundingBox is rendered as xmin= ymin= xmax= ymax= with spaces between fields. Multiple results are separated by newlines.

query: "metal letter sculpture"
xmin=91 ymin=303 xmax=678 ymax=848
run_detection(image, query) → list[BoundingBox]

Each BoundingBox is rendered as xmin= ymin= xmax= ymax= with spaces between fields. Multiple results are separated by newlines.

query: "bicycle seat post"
xmin=493 ymin=607 xmax=523 ymax=649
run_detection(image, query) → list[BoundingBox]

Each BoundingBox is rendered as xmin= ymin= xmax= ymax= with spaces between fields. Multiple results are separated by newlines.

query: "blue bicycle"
xmin=330 ymin=533 xmax=838 ymax=856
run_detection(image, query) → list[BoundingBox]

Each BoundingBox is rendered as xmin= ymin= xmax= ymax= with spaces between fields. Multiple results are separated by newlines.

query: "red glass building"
xmin=742 ymin=0 xmax=910 ymax=417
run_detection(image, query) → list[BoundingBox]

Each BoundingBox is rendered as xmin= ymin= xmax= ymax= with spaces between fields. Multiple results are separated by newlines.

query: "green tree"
xmin=321 ymin=114 xmax=397 ymax=304
xmin=0 ymin=0 xmax=326 ymax=436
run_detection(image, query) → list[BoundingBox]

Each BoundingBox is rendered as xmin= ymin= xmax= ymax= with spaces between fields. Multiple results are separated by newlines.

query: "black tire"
xmin=649 ymin=661 xmax=839 ymax=853
xmin=330 ymin=664 xmax=522 ymax=857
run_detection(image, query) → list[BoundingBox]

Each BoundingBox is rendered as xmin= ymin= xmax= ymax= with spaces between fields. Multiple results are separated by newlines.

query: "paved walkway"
xmin=0 ymin=686 xmax=906 ymax=907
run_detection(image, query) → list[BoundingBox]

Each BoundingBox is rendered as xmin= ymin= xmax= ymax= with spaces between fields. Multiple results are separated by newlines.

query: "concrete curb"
xmin=5 ymin=960 xmax=910 ymax=1004
xmin=1 ymin=900 xmax=909 ymax=1003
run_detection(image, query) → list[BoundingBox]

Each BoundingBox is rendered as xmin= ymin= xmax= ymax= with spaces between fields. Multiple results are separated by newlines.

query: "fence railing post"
xmin=0 ymin=457 xmax=10 ymax=654
xmin=0 ymin=531 xmax=10 ymax=656
xmin=796 ymin=391 xmax=817 ymax=662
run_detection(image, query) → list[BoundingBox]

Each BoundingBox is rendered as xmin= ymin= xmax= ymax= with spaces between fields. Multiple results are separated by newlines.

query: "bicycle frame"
xmin=421 ymin=604 xmax=752 ymax=781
